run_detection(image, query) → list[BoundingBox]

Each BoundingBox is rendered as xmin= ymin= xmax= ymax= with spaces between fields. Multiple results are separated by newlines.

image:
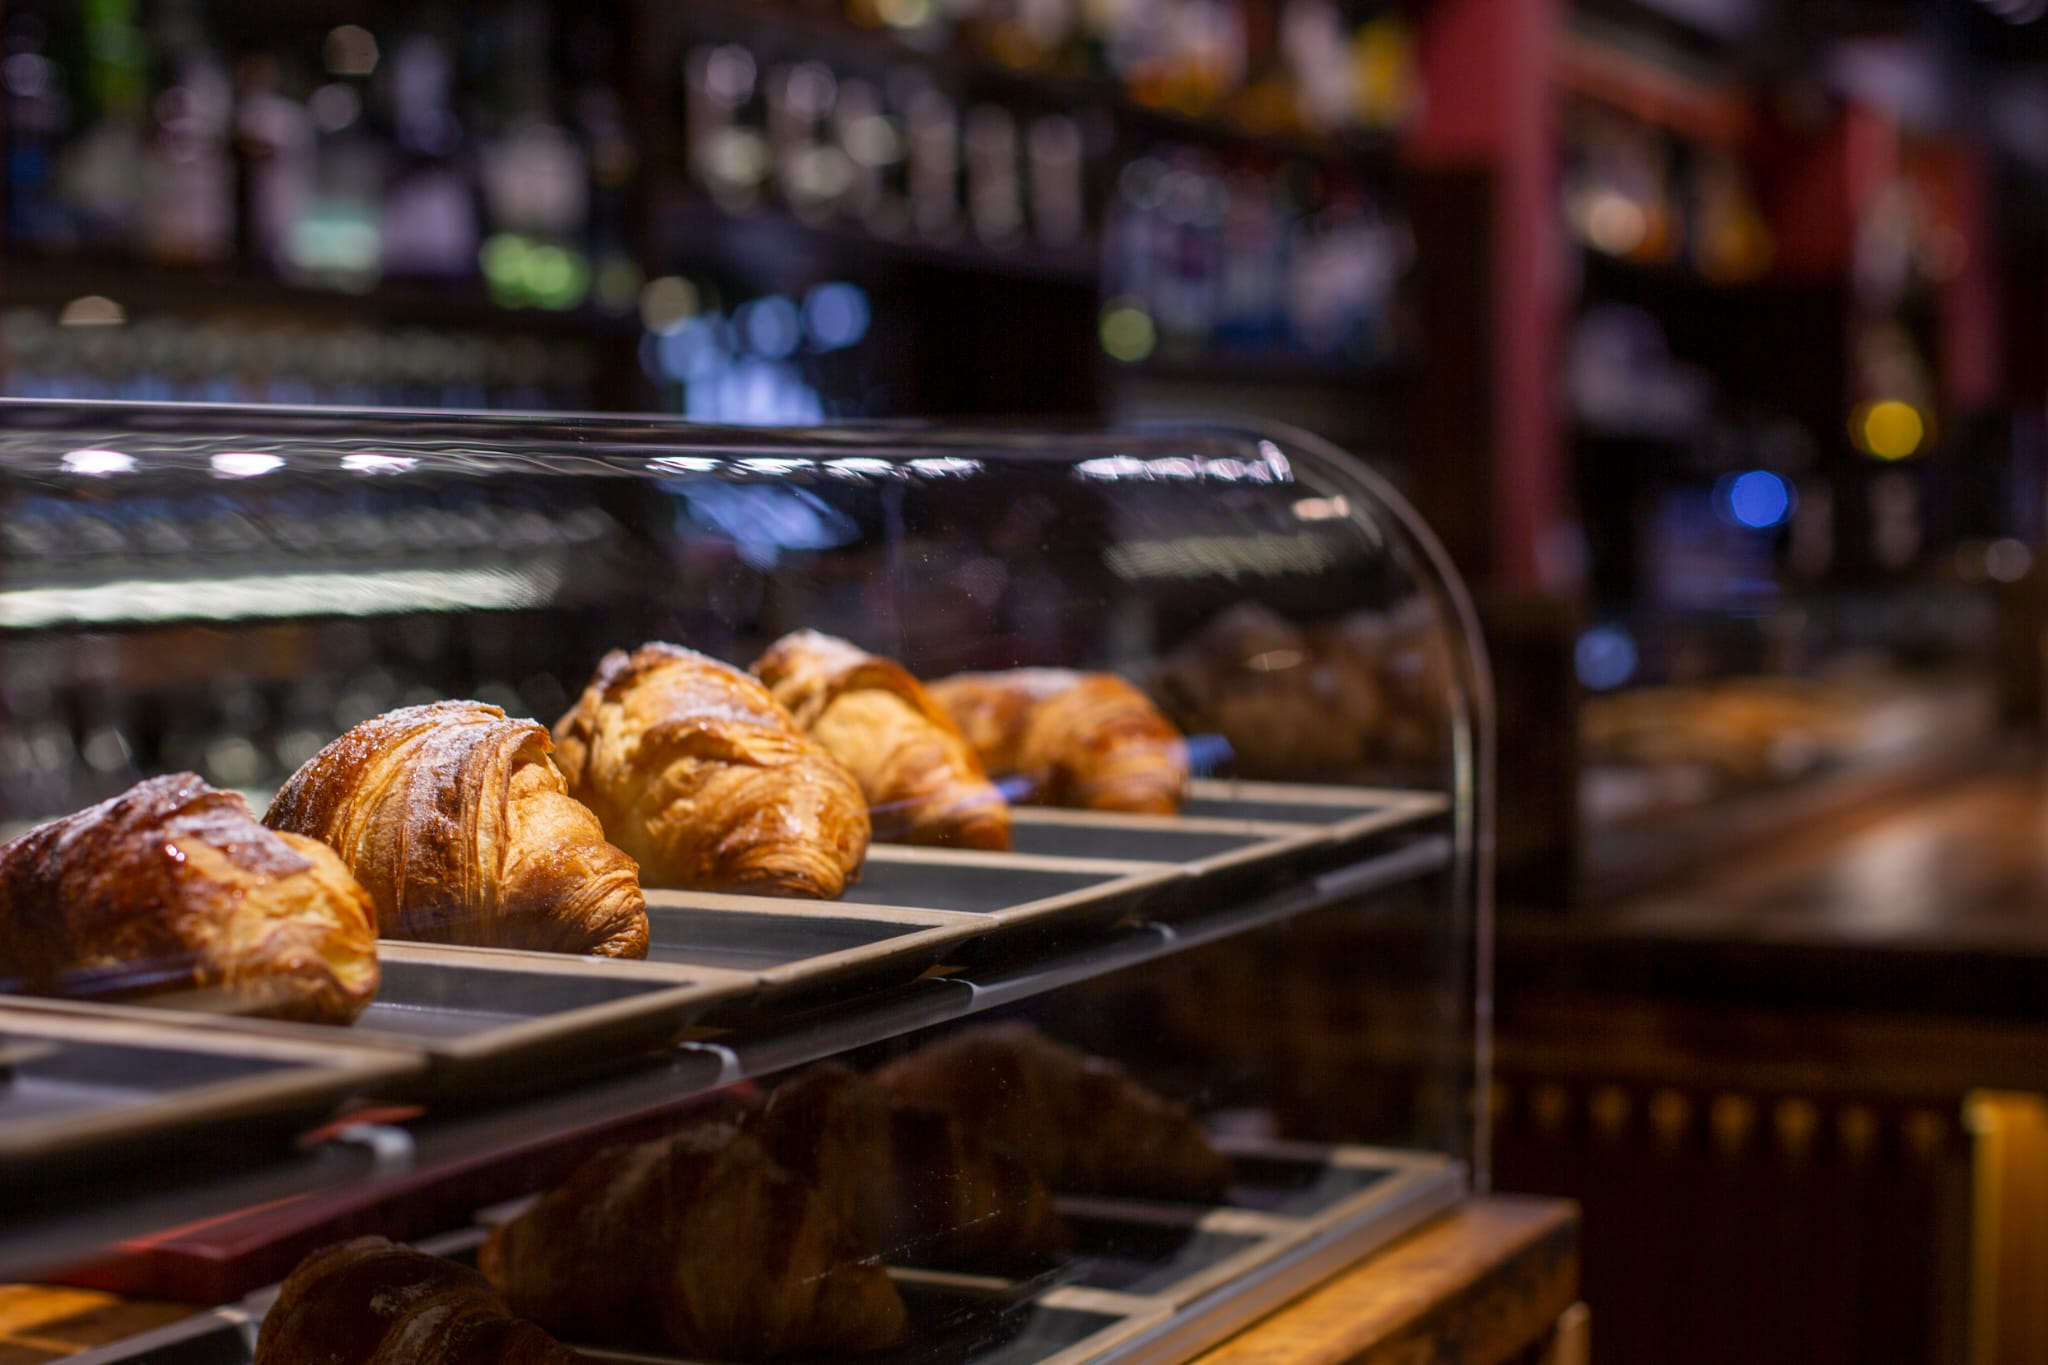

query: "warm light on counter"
xmin=1853 ymin=400 xmax=1926 ymax=460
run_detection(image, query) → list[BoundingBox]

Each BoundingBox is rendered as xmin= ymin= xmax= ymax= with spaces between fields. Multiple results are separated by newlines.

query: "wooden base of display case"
xmin=0 ymin=1198 xmax=1578 ymax=1365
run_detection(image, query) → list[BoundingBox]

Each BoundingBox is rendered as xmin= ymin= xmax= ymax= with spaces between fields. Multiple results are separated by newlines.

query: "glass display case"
xmin=0 ymin=399 xmax=1488 ymax=1365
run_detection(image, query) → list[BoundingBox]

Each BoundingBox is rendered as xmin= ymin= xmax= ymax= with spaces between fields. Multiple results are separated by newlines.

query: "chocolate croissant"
xmin=480 ymin=1119 xmax=908 ymax=1359
xmin=265 ymin=701 xmax=648 ymax=958
xmin=877 ymin=1022 xmax=1231 ymax=1202
xmin=553 ymin=643 xmax=871 ymax=898
xmin=753 ymin=631 xmax=1011 ymax=850
xmin=928 ymin=669 xmax=1190 ymax=814
xmin=255 ymin=1237 xmax=579 ymax=1365
xmin=0 ymin=774 xmax=377 ymax=1023
xmin=752 ymin=1062 xmax=1064 ymax=1268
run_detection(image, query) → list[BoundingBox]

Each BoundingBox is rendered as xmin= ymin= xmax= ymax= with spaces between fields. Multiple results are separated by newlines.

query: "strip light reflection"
xmin=0 ymin=563 xmax=566 ymax=630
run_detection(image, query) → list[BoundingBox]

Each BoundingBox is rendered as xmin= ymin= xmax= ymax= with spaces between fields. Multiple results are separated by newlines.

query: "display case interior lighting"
xmin=340 ymin=453 xmax=418 ymax=475
xmin=1852 ymin=400 xmax=1927 ymax=460
xmin=210 ymin=452 xmax=286 ymax=479
xmin=60 ymin=449 xmax=137 ymax=477
xmin=0 ymin=563 xmax=565 ymax=630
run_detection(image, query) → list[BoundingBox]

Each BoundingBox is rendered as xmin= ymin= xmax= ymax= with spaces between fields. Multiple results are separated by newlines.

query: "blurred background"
xmin=8 ymin=0 xmax=2048 ymax=1360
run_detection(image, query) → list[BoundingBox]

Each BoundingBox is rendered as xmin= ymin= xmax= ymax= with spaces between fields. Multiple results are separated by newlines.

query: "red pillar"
xmin=1407 ymin=0 xmax=1566 ymax=589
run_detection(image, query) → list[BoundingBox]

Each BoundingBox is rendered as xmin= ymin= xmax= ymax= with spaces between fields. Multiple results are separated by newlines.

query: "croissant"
xmin=753 ymin=631 xmax=1011 ymax=850
xmin=0 ymin=774 xmax=377 ymax=1023
xmin=255 ymin=1237 xmax=579 ymax=1365
xmin=480 ymin=1119 xmax=908 ymax=1359
xmin=927 ymin=669 xmax=1190 ymax=814
xmin=1154 ymin=604 xmax=1375 ymax=777
xmin=751 ymin=1062 xmax=1064 ymax=1268
xmin=265 ymin=701 xmax=648 ymax=958
xmin=553 ymin=643 xmax=871 ymax=898
xmin=876 ymin=1022 xmax=1231 ymax=1202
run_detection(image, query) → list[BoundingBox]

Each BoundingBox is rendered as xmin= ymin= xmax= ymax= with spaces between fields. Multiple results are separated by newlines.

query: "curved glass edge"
xmin=1153 ymin=416 xmax=1493 ymax=1191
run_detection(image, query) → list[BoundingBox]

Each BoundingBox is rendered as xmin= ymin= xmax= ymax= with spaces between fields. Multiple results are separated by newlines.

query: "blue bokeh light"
xmin=737 ymin=295 xmax=802 ymax=359
xmin=1574 ymin=624 xmax=1640 ymax=691
xmin=1717 ymin=469 xmax=1795 ymax=529
xmin=803 ymin=282 xmax=871 ymax=351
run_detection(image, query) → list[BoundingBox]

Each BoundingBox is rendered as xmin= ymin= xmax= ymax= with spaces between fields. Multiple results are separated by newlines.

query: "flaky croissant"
xmin=753 ymin=631 xmax=1011 ymax=850
xmin=553 ymin=643 xmax=871 ymax=899
xmin=255 ymin=1237 xmax=580 ymax=1365
xmin=928 ymin=669 xmax=1190 ymax=814
xmin=265 ymin=701 xmax=649 ymax=958
xmin=480 ymin=1119 xmax=908 ymax=1359
xmin=752 ymin=1062 xmax=1065 ymax=1268
xmin=0 ymin=774 xmax=377 ymax=1023
xmin=877 ymin=1022 xmax=1231 ymax=1202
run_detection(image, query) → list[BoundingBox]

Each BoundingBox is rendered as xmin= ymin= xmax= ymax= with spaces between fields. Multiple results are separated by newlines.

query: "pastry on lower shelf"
xmin=480 ymin=1118 xmax=908 ymax=1359
xmin=752 ymin=1061 xmax=1065 ymax=1267
xmin=877 ymin=1021 xmax=1231 ymax=1202
xmin=553 ymin=642 xmax=871 ymax=898
xmin=753 ymin=630 xmax=1012 ymax=850
xmin=265 ymin=701 xmax=649 ymax=958
xmin=927 ymin=668 xmax=1190 ymax=814
xmin=0 ymin=773 xmax=378 ymax=1023
xmin=255 ymin=1236 xmax=580 ymax=1365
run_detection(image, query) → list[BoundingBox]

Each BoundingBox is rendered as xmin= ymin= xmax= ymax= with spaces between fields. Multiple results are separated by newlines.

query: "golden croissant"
xmin=877 ymin=1022 xmax=1232 ymax=1201
xmin=265 ymin=701 xmax=649 ymax=957
xmin=0 ymin=773 xmax=377 ymax=1023
xmin=554 ymin=642 xmax=870 ymax=898
xmin=753 ymin=630 xmax=1011 ymax=850
xmin=480 ymin=1119 xmax=909 ymax=1359
xmin=255 ymin=1237 xmax=581 ymax=1365
xmin=751 ymin=1061 xmax=1065 ymax=1267
xmin=928 ymin=668 xmax=1190 ymax=814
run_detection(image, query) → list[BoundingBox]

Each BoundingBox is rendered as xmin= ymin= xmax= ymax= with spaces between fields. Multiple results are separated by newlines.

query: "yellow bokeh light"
xmin=1099 ymin=301 xmax=1156 ymax=364
xmin=1855 ymin=400 xmax=1925 ymax=460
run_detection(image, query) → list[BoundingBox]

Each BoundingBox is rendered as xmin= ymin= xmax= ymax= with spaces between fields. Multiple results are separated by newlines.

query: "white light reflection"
xmin=61 ymin=449 xmax=136 ymax=476
xmin=341 ymin=453 xmax=417 ymax=475
xmin=1075 ymin=444 xmax=1295 ymax=485
xmin=211 ymin=452 xmax=285 ymax=479
xmin=906 ymin=457 xmax=982 ymax=478
xmin=647 ymin=456 xmax=721 ymax=475
xmin=0 ymin=563 xmax=565 ymax=630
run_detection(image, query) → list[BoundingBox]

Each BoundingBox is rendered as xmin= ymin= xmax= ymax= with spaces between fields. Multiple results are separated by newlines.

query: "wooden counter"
xmin=0 ymin=1198 xmax=1582 ymax=1365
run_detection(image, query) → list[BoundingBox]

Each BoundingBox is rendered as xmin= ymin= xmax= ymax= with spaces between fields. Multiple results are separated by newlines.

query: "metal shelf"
xmin=0 ymin=829 xmax=1450 ymax=1281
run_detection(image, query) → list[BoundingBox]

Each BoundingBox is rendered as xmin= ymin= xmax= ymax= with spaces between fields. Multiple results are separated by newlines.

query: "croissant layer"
xmin=929 ymin=669 xmax=1190 ymax=814
xmin=255 ymin=1237 xmax=580 ymax=1365
xmin=480 ymin=1120 xmax=909 ymax=1359
xmin=0 ymin=774 xmax=378 ymax=1023
xmin=754 ymin=631 xmax=1011 ymax=850
xmin=877 ymin=1022 xmax=1231 ymax=1202
xmin=266 ymin=701 xmax=649 ymax=958
xmin=554 ymin=643 xmax=871 ymax=898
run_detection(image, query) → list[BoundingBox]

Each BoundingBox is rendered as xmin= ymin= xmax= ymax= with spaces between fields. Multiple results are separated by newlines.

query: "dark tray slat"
xmin=0 ymin=1008 xmax=416 ymax=1180
xmin=0 ymin=946 xmax=755 ymax=1095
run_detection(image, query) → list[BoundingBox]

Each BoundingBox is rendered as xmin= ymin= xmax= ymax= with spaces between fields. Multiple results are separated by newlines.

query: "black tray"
xmin=1180 ymin=780 xmax=1447 ymax=856
xmin=0 ymin=945 xmax=755 ymax=1095
xmin=0 ymin=1008 xmax=416 ymax=1182
xmin=843 ymin=847 xmax=1182 ymax=936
